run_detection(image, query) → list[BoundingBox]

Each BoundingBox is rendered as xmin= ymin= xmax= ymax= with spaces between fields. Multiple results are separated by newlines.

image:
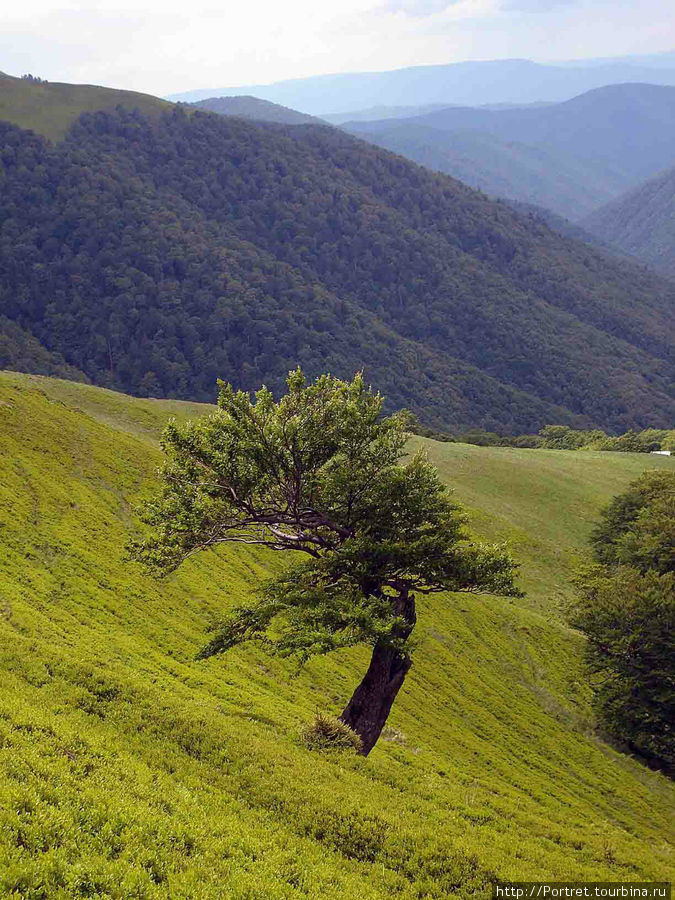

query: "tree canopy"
xmin=131 ymin=370 xmax=521 ymax=753
xmin=570 ymin=471 xmax=675 ymax=768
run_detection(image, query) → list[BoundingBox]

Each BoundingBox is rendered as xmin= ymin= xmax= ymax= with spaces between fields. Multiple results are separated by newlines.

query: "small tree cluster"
xmin=569 ymin=471 xmax=674 ymax=768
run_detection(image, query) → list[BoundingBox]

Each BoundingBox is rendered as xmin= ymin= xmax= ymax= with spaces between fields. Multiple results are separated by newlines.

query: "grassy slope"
xmin=0 ymin=72 xmax=170 ymax=141
xmin=0 ymin=372 xmax=673 ymax=899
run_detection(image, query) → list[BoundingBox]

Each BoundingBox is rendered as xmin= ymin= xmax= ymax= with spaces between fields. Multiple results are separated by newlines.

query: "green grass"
xmin=0 ymin=72 xmax=170 ymax=141
xmin=0 ymin=371 xmax=673 ymax=898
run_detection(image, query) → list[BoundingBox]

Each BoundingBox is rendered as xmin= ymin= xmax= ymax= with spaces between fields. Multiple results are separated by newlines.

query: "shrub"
xmin=300 ymin=713 xmax=363 ymax=754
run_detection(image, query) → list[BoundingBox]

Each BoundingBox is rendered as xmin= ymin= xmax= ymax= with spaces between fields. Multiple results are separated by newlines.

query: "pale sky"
xmin=1 ymin=0 xmax=673 ymax=97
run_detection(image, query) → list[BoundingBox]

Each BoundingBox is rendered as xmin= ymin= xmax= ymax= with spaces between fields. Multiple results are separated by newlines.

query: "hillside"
xmin=0 ymin=371 xmax=673 ymax=897
xmin=345 ymin=122 xmax=623 ymax=220
xmin=1 ymin=106 xmax=674 ymax=433
xmin=0 ymin=316 xmax=89 ymax=383
xmin=583 ymin=165 xmax=675 ymax=278
xmin=190 ymin=95 xmax=322 ymax=125
xmin=348 ymin=84 xmax=675 ymax=218
xmin=167 ymin=56 xmax=675 ymax=114
xmin=0 ymin=71 xmax=170 ymax=141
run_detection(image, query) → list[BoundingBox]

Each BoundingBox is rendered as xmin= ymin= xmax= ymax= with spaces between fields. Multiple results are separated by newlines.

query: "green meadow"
xmin=0 ymin=72 xmax=170 ymax=141
xmin=0 ymin=371 xmax=673 ymax=899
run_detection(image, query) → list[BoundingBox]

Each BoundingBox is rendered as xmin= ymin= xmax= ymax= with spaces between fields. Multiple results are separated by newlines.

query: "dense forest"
xmin=584 ymin=164 xmax=675 ymax=279
xmin=1 ymin=106 xmax=673 ymax=431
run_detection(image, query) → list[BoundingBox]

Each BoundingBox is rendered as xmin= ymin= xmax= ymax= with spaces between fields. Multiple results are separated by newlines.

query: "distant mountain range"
xmin=344 ymin=83 xmax=675 ymax=220
xmin=167 ymin=53 xmax=675 ymax=114
xmin=583 ymin=165 xmax=675 ymax=278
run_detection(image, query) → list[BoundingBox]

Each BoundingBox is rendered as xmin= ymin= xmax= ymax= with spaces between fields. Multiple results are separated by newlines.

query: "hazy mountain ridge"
xmin=168 ymin=56 xmax=675 ymax=114
xmin=346 ymin=83 xmax=675 ymax=219
xmin=344 ymin=121 xmax=623 ymax=220
xmin=190 ymin=95 xmax=322 ymax=125
xmin=583 ymin=165 xmax=675 ymax=278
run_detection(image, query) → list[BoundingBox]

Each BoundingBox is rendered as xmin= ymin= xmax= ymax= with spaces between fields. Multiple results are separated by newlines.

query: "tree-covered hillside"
xmin=583 ymin=165 xmax=675 ymax=278
xmin=345 ymin=120 xmax=623 ymax=220
xmin=1 ymin=106 xmax=674 ymax=432
xmin=191 ymin=95 xmax=322 ymax=125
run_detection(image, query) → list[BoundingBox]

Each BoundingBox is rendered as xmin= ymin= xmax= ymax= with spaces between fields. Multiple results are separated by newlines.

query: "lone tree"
xmin=131 ymin=371 xmax=521 ymax=755
xmin=570 ymin=471 xmax=674 ymax=769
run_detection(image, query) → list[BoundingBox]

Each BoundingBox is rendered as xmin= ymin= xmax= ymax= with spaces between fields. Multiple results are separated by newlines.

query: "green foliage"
xmin=589 ymin=471 xmax=675 ymax=573
xmin=570 ymin=472 xmax=675 ymax=767
xmin=537 ymin=425 xmax=675 ymax=453
xmin=411 ymin=423 xmax=674 ymax=453
xmin=1 ymin=104 xmax=674 ymax=432
xmin=301 ymin=713 xmax=363 ymax=753
xmin=1 ymin=371 xmax=674 ymax=896
xmin=132 ymin=371 xmax=519 ymax=676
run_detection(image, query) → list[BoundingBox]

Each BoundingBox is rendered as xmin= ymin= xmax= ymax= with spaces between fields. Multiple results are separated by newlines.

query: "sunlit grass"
xmin=0 ymin=372 xmax=672 ymax=898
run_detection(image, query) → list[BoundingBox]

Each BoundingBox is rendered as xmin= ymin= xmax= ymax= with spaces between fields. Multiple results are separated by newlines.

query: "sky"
xmin=1 ymin=0 xmax=673 ymax=97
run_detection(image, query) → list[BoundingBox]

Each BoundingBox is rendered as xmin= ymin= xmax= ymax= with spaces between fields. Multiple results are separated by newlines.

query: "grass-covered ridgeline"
xmin=0 ymin=71 xmax=170 ymax=142
xmin=0 ymin=371 xmax=673 ymax=899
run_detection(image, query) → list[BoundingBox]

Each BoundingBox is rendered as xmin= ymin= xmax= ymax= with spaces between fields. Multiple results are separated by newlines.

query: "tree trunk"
xmin=340 ymin=584 xmax=415 ymax=756
xmin=340 ymin=642 xmax=412 ymax=755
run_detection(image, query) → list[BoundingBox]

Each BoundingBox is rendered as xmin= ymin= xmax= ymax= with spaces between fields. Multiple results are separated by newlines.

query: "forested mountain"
xmin=190 ymin=95 xmax=321 ymax=125
xmin=583 ymin=165 xmax=675 ymax=278
xmin=501 ymin=199 xmax=614 ymax=250
xmin=1 ymin=106 xmax=674 ymax=432
xmin=344 ymin=123 xmax=620 ymax=220
xmin=168 ymin=55 xmax=675 ymax=113
xmin=347 ymin=84 xmax=675 ymax=219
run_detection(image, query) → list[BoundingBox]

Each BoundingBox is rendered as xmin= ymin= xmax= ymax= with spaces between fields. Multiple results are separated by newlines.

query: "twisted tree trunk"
xmin=340 ymin=585 xmax=415 ymax=755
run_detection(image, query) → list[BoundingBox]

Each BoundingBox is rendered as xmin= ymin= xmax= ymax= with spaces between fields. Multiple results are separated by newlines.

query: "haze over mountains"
xmin=346 ymin=83 xmax=675 ymax=220
xmin=168 ymin=53 xmax=675 ymax=113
